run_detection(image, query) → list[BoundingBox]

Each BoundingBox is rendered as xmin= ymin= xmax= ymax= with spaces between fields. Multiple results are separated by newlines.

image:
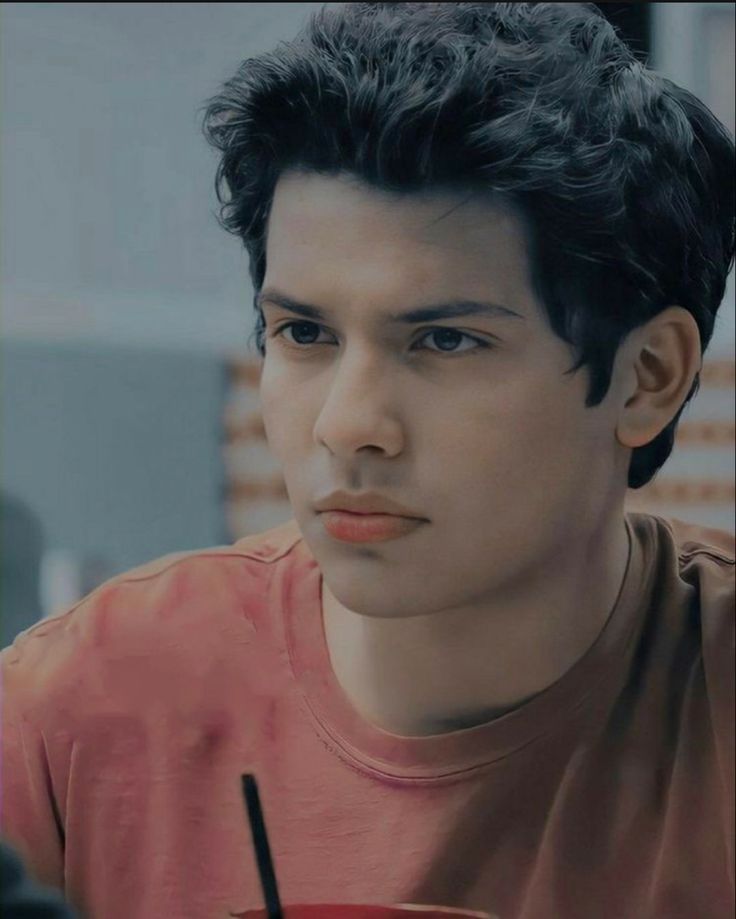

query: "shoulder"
xmin=629 ymin=511 xmax=734 ymax=590
xmin=657 ymin=514 xmax=734 ymax=633
xmin=627 ymin=510 xmax=733 ymax=685
xmin=661 ymin=515 xmax=735 ymax=566
xmin=642 ymin=513 xmax=734 ymax=739
xmin=1 ymin=519 xmax=305 ymax=718
xmin=642 ymin=511 xmax=733 ymax=630
xmin=628 ymin=514 xmax=734 ymax=796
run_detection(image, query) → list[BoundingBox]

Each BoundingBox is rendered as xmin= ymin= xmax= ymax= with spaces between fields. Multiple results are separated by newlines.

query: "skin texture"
xmin=258 ymin=170 xmax=702 ymax=737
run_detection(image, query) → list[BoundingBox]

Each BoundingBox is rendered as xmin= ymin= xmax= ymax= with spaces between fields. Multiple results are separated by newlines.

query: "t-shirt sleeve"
xmin=700 ymin=552 xmax=736 ymax=894
xmin=1 ymin=638 xmax=66 ymax=893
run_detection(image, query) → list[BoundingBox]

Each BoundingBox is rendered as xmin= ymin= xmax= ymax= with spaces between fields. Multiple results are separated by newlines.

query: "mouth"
xmin=319 ymin=510 xmax=425 ymax=544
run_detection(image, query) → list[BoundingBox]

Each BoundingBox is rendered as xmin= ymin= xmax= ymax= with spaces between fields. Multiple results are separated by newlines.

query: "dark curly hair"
xmin=201 ymin=2 xmax=735 ymax=489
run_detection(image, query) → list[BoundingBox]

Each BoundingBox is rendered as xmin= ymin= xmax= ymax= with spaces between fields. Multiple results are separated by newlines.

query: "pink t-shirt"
xmin=2 ymin=512 xmax=734 ymax=919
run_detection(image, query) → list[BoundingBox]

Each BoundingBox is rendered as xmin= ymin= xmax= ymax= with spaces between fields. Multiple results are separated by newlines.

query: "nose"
xmin=312 ymin=348 xmax=405 ymax=459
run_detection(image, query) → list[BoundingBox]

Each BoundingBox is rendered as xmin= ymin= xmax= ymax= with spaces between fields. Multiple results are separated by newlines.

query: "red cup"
xmin=230 ymin=906 xmax=494 ymax=918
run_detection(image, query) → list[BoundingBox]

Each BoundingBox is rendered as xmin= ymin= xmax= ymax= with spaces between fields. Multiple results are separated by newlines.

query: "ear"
xmin=615 ymin=306 xmax=702 ymax=449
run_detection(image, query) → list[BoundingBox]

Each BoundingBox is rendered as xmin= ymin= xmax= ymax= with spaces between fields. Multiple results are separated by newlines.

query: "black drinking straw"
xmin=241 ymin=773 xmax=283 ymax=919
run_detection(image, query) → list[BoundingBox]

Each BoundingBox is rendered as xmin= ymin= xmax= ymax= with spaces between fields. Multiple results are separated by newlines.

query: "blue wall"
xmin=2 ymin=341 xmax=228 ymax=578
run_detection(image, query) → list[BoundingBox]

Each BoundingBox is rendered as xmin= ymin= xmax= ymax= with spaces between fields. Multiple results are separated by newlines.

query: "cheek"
xmin=259 ymin=368 xmax=318 ymax=468
xmin=433 ymin=385 xmax=589 ymax=502
xmin=258 ymin=375 xmax=295 ymax=459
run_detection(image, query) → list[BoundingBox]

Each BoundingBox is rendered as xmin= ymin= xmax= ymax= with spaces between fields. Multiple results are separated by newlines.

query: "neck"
xmin=321 ymin=514 xmax=631 ymax=737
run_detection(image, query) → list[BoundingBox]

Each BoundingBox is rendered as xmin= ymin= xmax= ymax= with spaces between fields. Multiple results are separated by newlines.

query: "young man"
xmin=2 ymin=4 xmax=734 ymax=918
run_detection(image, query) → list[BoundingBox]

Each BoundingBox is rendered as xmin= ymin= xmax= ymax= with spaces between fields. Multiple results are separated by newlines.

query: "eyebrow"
xmin=256 ymin=289 xmax=525 ymax=324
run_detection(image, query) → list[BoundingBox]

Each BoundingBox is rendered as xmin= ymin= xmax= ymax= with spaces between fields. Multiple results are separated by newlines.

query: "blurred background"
xmin=1 ymin=2 xmax=734 ymax=646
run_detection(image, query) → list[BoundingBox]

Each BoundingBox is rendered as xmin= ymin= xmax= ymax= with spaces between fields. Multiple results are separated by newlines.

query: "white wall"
xmin=650 ymin=2 xmax=736 ymax=360
xmin=1 ymin=2 xmax=326 ymax=355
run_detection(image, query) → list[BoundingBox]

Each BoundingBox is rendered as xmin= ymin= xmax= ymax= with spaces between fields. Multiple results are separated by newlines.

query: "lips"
xmin=320 ymin=510 xmax=424 ymax=543
xmin=313 ymin=490 xmax=424 ymax=518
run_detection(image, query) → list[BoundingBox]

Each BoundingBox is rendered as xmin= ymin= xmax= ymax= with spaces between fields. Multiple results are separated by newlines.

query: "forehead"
xmin=264 ymin=170 xmax=538 ymax=317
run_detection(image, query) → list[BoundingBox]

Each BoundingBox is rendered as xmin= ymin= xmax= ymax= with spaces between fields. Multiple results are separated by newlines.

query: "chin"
xmin=327 ymin=572 xmax=440 ymax=620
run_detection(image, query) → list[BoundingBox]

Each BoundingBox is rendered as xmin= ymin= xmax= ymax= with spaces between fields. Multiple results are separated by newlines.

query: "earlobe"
xmin=616 ymin=412 xmax=659 ymax=450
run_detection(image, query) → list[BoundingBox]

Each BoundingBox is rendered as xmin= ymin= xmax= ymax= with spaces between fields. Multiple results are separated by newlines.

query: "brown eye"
xmin=274 ymin=321 xmax=332 ymax=346
xmin=415 ymin=328 xmax=490 ymax=354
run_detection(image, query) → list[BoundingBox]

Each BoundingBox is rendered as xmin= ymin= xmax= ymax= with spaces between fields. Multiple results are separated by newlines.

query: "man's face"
xmin=259 ymin=170 xmax=628 ymax=619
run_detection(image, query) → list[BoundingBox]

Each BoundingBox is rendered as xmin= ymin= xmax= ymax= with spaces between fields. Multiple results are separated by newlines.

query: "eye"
xmin=270 ymin=320 xmax=335 ymax=347
xmin=413 ymin=328 xmax=490 ymax=354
